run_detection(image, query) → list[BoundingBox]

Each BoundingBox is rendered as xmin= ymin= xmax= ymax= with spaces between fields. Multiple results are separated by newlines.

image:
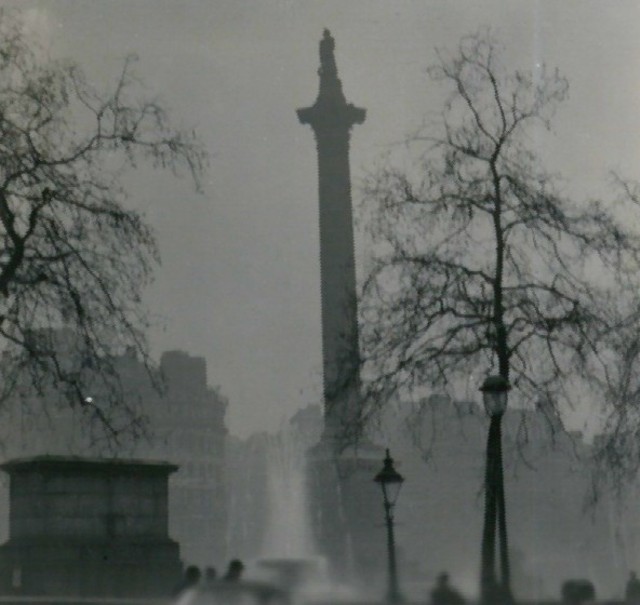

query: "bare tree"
xmin=359 ymin=30 xmax=640 ymax=441
xmin=0 ymin=10 xmax=206 ymax=445
xmin=587 ymin=178 xmax=640 ymax=489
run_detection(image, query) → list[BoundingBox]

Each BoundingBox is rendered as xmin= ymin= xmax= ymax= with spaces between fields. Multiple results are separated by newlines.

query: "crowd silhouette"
xmin=174 ymin=561 xmax=246 ymax=604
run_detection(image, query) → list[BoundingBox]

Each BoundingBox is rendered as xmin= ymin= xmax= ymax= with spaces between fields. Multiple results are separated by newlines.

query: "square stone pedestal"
xmin=306 ymin=439 xmax=387 ymax=587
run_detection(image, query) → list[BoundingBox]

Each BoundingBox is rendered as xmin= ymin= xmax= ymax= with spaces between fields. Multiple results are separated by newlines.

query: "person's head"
xmin=184 ymin=565 xmax=201 ymax=585
xmin=437 ymin=573 xmax=449 ymax=587
xmin=631 ymin=572 xmax=638 ymax=580
xmin=226 ymin=559 xmax=245 ymax=580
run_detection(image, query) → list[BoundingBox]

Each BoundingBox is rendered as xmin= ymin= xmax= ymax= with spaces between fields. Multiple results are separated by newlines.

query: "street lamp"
xmin=374 ymin=448 xmax=404 ymax=603
xmin=479 ymin=375 xmax=513 ymax=605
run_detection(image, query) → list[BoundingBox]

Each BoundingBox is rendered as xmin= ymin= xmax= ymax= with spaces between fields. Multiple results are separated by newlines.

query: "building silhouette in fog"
xmin=378 ymin=395 xmax=640 ymax=600
xmin=0 ymin=342 xmax=229 ymax=569
xmin=225 ymin=395 xmax=640 ymax=601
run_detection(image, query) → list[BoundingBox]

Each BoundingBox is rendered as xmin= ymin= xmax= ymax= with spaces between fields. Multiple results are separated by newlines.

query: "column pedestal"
xmin=306 ymin=438 xmax=386 ymax=587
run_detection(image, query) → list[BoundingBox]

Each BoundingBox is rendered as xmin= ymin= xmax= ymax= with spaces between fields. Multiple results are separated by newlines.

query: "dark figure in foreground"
xmin=561 ymin=579 xmax=596 ymax=605
xmin=627 ymin=572 xmax=640 ymax=604
xmin=173 ymin=565 xmax=202 ymax=597
xmin=223 ymin=559 xmax=245 ymax=582
xmin=431 ymin=573 xmax=465 ymax=605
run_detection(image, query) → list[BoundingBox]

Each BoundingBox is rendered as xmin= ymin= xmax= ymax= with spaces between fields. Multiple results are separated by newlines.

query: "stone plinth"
xmin=0 ymin=456 xmax=182 ymax=597
xmin=307 ymin=440 xmax=386 ymax=586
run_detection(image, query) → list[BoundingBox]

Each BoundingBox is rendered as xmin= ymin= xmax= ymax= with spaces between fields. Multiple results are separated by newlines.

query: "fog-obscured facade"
xmin=0 ymin=346 xmax=229 ymax=569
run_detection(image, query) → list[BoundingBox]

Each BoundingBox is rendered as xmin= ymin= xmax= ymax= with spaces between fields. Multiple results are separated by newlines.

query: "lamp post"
xmin=479 ymin=375 xmax=513 ymax=605
xmin=374 ymin=448 xmax=404 ymax=603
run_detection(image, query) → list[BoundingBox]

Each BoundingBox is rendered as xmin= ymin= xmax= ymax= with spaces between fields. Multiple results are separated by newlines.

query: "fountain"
xmin=261 ymin=429 xmax=315 ymax=559
xmin=257 ymin=428 xmax=325 ymax=593
xmin=255 ymin=426 xmax=363 ymax=603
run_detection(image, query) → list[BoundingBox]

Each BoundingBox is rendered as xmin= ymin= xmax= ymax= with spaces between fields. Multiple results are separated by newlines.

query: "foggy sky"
xmin=11 ymin=1 xmax=640 ymax=437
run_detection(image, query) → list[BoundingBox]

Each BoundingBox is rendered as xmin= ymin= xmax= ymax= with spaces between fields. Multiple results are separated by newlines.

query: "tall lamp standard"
xmin=479 ymin=375 xmax=513 ymax=605
xmin=374 ymin=448 xmax=404 ymax=604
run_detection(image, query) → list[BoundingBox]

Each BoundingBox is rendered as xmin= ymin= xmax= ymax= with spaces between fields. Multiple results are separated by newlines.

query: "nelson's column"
xmin=297 ymin=30 xmax=384 ymax=583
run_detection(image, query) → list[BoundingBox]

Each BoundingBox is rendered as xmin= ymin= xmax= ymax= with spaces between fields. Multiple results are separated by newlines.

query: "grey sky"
xmin=12 ymin=1 xmax=640 ymax=436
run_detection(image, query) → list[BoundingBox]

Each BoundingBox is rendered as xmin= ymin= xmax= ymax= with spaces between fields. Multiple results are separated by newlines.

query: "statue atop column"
xmin=298 ymin=29 xmax=364 ymax=134
xmin=297 ymin=29 xmax=365 ymax=447
xmin=297 ymin=30 xmax=383 ymax=586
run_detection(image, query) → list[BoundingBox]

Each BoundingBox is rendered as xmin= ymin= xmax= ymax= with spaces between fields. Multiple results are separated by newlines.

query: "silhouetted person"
xmin=223 ymin=559 xmax=245 ymax=582
xmin=173 ymin=566 xmax=202 ymax=604
xmin=431 ymin=573 xmax=465 ymax=605
xmin=627 ymin=572 xmax=640 ymax=604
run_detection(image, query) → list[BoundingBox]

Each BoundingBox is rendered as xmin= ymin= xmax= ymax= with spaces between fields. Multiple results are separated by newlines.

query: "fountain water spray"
xmin=257 ymin=426 xmax=361 ymax=602
xmin=261 ymin=428 xmax=315 ymax=559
